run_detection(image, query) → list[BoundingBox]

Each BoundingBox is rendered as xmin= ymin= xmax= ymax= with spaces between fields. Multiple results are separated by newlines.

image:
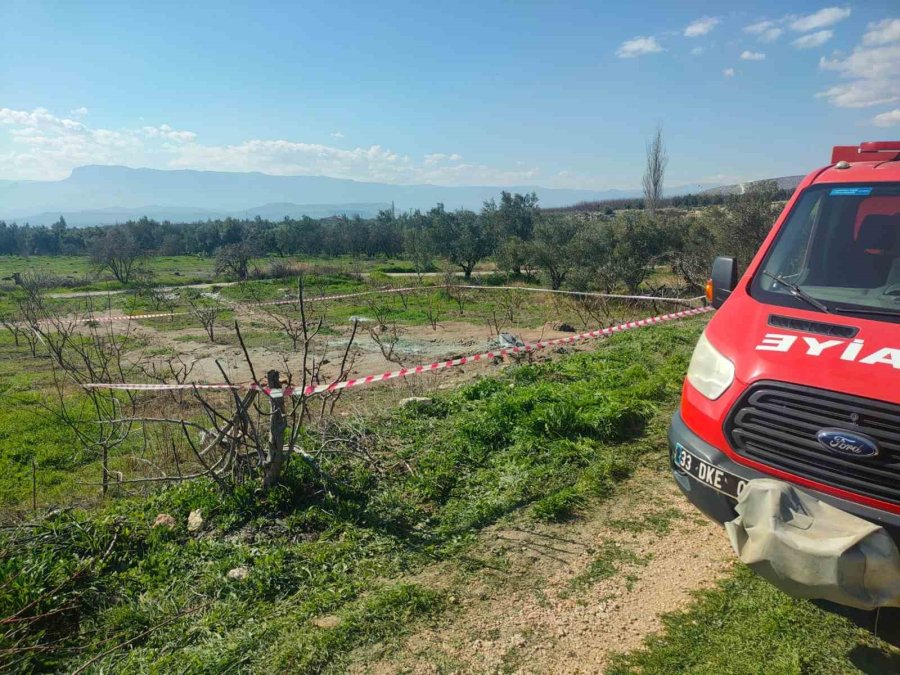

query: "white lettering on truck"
xmin=755 ymin=333 xmax=900 ymax=370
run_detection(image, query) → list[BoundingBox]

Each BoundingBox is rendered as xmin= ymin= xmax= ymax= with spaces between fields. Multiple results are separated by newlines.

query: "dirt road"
xmin=346 ymin=464 xmax=735 ymax=674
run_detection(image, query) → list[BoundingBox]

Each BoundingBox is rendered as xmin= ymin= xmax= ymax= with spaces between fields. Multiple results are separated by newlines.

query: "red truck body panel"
xmin=681 ymin=144 xmax=900 ymax=515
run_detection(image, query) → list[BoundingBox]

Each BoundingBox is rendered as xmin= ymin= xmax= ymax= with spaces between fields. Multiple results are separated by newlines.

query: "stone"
xmin=187 ymin=509 xmax=204 ymax=532
xmin=399 ymin=396 xmax=432 ymax=407
xmin=226 ymin=566 xmax=250 ymax=581
xmin=311 ymin=614 xmax=342 ymax=629
xmin=153 ymin=513 xmax=176 ymax=528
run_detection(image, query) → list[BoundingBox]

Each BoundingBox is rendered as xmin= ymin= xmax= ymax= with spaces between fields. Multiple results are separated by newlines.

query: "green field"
xmin=0 ymin=319 xmax=704 ymax=671
xmin=2 ymin=316 xmax=897 ymax=673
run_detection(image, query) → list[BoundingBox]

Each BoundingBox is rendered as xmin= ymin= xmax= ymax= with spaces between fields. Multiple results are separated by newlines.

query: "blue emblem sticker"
xmin=830 ymin=187 xmax=873 ymax=196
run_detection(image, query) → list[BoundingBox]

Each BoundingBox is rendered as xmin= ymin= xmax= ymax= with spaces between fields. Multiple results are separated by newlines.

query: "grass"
xmin=3 ymin=311 xmax=896 ymax=674
xmin=0 ymin=318 xmax=707 ymax=672
xmin=0 ymin=255 xmax=430 ymax=296
xmin=607 ymin=565 xmax=900 ymax=675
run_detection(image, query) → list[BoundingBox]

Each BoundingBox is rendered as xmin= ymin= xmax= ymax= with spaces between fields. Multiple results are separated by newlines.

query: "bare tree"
xmin=90 ymin=229 xmax=145 ymax=285
xmin=369 ymin=322 xmax=405 ymax=365
xmin=185 ymin=292 xmax=223 ymax=342
xmin=442 ymin=272 xmax=470 ymax=314
xmin=135 ymin=280 xmax=176 ymax=313
xmin=244 ymin=277 xmax=324 ymax=352
xmin=18 ymin=289 xmax=140 ymax=495
xmin=423 ymin=292 xmax=442 ymax=331
xmin=642 ymin=125 xmax=668 ymax=216
xmin=215 ymin=242 xmax=258 ymax=281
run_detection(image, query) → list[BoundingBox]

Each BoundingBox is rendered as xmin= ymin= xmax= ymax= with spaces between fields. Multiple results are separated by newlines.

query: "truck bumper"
xmin=668 ymin=409 xmax=900 ymax=545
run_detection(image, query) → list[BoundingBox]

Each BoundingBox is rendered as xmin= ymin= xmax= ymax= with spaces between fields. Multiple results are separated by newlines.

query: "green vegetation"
xmin=0 ymin=319 xmax=705 ymax=672
xmin=607 ymin=566 xmax=900 ymax=675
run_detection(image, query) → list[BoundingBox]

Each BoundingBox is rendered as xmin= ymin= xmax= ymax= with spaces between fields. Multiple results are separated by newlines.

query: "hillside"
xmin=16 ymin=202 xmax=392 ymax=227
xmin=700 ymin=174 xmax=804 ymax=196
xmin=0 ymin=165 xmax=639 ymax=223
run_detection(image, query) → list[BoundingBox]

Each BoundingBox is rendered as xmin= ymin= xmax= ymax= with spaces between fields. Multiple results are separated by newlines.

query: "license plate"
xmin=672 ymin=443 xmax=747 ymax=500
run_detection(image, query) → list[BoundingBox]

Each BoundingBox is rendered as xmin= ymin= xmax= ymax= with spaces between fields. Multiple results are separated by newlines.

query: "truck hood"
xmin=707 ymin=297 xmax=900 ymax=406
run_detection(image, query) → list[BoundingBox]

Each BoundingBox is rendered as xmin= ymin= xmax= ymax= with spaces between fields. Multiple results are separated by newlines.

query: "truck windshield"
xmin=752 ymin=182 xmax=900 ymax=323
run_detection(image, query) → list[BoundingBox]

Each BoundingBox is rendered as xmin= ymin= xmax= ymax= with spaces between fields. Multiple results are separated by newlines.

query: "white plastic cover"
xmin=725 ymin=479 xmax=900 ymax=609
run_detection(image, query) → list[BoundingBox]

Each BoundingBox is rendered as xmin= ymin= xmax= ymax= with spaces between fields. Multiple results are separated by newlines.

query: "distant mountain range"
xmin=15 ymin=203 xmax=394 ymax=227
xmin=699 ymin=175 xmax=804 ymax=196
xmin=0 ymin=165 xmax=724 ymax=226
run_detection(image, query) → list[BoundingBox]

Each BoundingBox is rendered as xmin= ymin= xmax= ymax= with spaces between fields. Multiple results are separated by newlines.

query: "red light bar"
xmin=859 ymin=141 xmax=900 ymax=153
xmin=832 ymin=141 xmax=900 ymax=164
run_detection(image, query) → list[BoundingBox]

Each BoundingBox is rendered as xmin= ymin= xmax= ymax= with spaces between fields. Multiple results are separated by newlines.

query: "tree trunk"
xmin=262 ymin=370 xmax=288 ymax=490
xmin=102 ymin=446 xmax=109 ymax=496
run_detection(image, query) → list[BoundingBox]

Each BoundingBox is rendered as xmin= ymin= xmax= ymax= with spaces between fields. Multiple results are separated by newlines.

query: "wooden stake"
xmin=262 ymin=369 xmax=287 ymax=490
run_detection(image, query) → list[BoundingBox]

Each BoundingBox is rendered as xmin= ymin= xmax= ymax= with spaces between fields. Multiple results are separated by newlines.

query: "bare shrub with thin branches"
xmin=423 ymin=292 xmax=442 ymax=331
xmin=369 ymin=322 xmax=405 ymax=365
xmin=442 ymin=273 xmax=470 ymax=314
xmin=185 ymin=292 xmax=223 ymax=342
xmin=17 ymin=286 xmax=140 ymax=495
xmin=564 ymin=295 xmax=611 ymax=329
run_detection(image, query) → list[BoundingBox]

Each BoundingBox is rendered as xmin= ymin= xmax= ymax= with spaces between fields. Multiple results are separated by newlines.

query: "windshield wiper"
xmin=762 ymin=271 xmax=831 ymax=313
xmin=831 ymin=306 xmax=900 ymax=319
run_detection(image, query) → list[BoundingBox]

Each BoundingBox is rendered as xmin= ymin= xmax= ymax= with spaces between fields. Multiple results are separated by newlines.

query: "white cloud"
xmin=140 ymin=124 xmax=197 ymax=143
xmin=744 ymin=19 xmax=774 ymax=34
xmin=69 ymin=106 xmax=89 ymax=117
xmin=819 ymin=43 xmax=900 ymax=107
xmin=0 ymin=106 xmax=536 ymax=186
xmin=863 ymin=18 xmax=900 ymax=46
xmin=793 ymin=30 xmax=833 ymax=49
xmin=789 ymin=7 xmax=851 ymax=33
xmin=723 ymin=68 xmax=735 ymax=78
xmin=170 ymin=141 xmax=535 ymax=185
xmin=872 ymin=109 xmax=900 ymax=127
xmin=330 ymin=131 xmax=344 ymax=139
xmin=690 ymin=46 xmax=704 ymax=56
xmin=744 ymin=20 xmax=784 ymax=42
xmin=740 ymin=50 xmax=766 ymax=61
xmin=684 ymin=17 xmax=719 ymax=38
xmin=616 ymin=36 xmax=662 ymax=58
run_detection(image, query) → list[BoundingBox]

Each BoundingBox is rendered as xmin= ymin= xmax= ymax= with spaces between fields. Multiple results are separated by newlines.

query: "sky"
xmin=1 ymin=1 xmax=898 ymax=190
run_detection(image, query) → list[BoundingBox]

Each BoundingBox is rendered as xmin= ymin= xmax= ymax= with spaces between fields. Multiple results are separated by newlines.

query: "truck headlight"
xmin=686 ymin=331 xmax=735 ymax=400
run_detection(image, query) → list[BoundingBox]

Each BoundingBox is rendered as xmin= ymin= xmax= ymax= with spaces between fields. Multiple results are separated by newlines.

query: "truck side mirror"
xmin=709 ymin=256 xmax=737 ymax=309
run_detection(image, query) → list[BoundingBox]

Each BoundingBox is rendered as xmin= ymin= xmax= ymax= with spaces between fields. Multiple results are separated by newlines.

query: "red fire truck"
xmin=670 ymin=142 xmax=900 ymax=611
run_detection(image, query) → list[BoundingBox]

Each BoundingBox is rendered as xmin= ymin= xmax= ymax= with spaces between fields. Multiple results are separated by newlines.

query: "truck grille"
xmin=724 ymin=382 xmax=900 ymax=505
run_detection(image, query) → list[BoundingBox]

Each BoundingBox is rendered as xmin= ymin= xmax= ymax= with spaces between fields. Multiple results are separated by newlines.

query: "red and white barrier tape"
xmin=456 ymin=285 xmax=706 ymax=305
xmin=85 ymin=305 xmax=713 ymax=396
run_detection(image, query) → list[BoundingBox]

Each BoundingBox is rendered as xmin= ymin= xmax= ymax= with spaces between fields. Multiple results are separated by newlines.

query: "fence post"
xmin=263 ymin=369 xmax=287 ymax=490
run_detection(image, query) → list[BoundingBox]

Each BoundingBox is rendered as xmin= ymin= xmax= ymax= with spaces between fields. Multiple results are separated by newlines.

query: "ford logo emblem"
xmin=816 ymin=428 xmax=880 ymax=458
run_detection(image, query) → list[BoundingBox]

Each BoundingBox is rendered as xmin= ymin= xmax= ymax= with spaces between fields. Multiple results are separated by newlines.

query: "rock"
xmin=400 ymin=396 xmax=432 ymax=407
xmin=187 ymin=509 xmax=204 ymax=532
xmin=153 ymin=513 xmax=176 ymax=528
xmin=311 ymin=614 xmax=342 ymax=629
xmin=546 ymin=321 xmax=576 ymax=332
xmin=510 ymin=633 xmax=527 ymax=648
xmin=226 ymin=566 xmax=250 ymax=581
